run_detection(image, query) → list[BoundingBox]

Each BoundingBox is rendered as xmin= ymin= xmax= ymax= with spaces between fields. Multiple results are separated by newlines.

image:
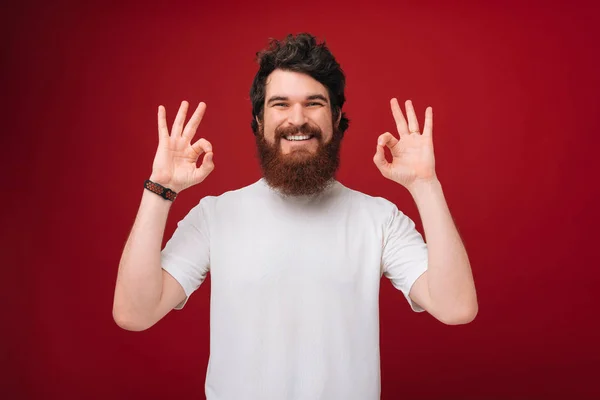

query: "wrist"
xmin=149 ymin=173 xmax=172 ymax=187
xmin=144 ymin=179 xmax=179 ymax=202
xmin=142 ymin=186 xmax=174 ymax=206
xmin=149 ymin=174 xmax=183 ymax=191
xmin=407 ymin=178 xmax=442 ymax=198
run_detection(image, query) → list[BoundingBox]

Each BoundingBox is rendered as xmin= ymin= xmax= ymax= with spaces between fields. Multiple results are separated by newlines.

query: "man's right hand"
xmin=150 ymin=101 xmax=214 ymax=193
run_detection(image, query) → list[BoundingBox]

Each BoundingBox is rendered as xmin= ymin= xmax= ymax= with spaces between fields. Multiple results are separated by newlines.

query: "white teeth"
xmin=285 ymin=135 xmax=312 ymax=141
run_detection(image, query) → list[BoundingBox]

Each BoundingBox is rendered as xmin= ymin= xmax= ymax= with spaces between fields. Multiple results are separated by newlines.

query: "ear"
xmin=334 ymin=109 xmax=342 ymax=128
xmin=255 ymin=116 xmax=262 ymax=127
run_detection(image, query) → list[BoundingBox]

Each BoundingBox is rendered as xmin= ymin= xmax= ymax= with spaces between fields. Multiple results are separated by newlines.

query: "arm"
xmin=374 ymin=99 xmax=477 ymax=325
xmin=113 ymin=100 xmax=214 ymax=331
xmin=407 ymin=179 xmax=477 ymax=325
xmin=113 ymin=190 xmax=186 ymax=331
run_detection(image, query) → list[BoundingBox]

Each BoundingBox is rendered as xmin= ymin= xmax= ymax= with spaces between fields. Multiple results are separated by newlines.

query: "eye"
xmin=307 ymin=102 xmax=324 ymax=107
xmin=273 ymin=103 xmax=288 ymax=107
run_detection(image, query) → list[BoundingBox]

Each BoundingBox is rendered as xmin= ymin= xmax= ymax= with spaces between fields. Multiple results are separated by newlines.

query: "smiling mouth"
xmin=283 ymin=134 xmax=315 ymax=141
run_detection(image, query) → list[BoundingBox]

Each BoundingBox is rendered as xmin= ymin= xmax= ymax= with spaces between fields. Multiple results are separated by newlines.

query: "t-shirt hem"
xmin=405 ymin=262 xmax=428 ymax=313
xmin=161 ymin=263 xmax=192 ymax=310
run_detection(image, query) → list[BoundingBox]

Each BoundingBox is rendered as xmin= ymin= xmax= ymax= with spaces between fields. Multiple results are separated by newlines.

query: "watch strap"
xmin=144 ymin=179 xmax=178 ymax=201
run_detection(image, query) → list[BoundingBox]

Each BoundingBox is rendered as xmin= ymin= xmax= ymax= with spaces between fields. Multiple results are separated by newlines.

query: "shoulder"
xmin=196 ymin=179 xmax=265 ymax=212
xmin=339 ymin=184 xmax=421 ymax=241
xmin=336 ymin=181 xmax=400 ymax=220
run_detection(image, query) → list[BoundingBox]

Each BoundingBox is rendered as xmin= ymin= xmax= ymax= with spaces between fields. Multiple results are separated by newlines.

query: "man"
xmin=113 ymin=33 xmax=477 ymax=399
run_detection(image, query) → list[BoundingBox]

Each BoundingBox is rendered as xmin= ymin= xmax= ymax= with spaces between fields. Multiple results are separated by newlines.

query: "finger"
xmin=192 ymin=151 xmax=215 ymax=185
xmin=373 ymin=143 xmax=391 ymax=178
xmin=423 ymin=106 xmax=433 ymax=137
xmin=182 ymin=102 xmax=207 ymax=141
xmin=172 ymin=100 xmax=189 ymax=137
xmin=390 ymin=98 xmax=409 ymax=137
xmin=405 ymin=100 xmax=420 ymax=134
xmin=157 ymin=105 xmax=169 ymax=140
xmin=191 ymin=138 xmax=213 ymax=156
xmin=377 ymin=132 xmax=399 ymax=149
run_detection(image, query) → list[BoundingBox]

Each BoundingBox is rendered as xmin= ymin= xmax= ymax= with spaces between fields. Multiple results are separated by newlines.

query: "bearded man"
xmin=113 ymin=32 xmax=478 ymax=400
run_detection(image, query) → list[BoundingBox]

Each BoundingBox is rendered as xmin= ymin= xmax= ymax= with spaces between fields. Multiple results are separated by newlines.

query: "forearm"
xmin=113 ymin=189 xmax=172 ymax=328
xmin=409 ymin=179 xmax=478 ymax=321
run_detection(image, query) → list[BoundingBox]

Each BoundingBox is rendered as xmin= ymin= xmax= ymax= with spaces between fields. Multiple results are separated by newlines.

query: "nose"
xmin=287 ymin=103 xmax=308 ymax=126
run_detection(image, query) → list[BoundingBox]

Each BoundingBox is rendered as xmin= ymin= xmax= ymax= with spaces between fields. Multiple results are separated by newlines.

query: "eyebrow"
xmin=266 ymin=94 xmax=329 ymax=105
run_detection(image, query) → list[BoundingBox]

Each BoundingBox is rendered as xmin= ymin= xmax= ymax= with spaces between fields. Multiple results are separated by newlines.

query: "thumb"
xmin=191 ymin=151 xmax=215 ymax=185
xmin=373 ymin=144 xmax=390 ymax=177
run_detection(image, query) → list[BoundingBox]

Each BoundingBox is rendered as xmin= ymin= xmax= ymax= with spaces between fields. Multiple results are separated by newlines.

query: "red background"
xmin=3 ymin=0 xmax=599 ymax=398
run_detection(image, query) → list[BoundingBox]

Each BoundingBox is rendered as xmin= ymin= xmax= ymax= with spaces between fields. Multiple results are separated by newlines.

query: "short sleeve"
xmin=161 ymin=200 xmax=211 ymax=310
xmin=382 ymin=205 xmax=428 ymax=312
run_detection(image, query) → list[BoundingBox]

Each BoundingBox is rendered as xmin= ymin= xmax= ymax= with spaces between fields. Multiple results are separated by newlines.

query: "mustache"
xmin=275 ymin=123 xmax=323 ymax=140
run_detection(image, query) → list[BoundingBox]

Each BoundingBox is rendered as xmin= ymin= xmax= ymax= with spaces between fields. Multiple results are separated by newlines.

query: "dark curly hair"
xmin=249 ymin=33 xmax=350 ymax=136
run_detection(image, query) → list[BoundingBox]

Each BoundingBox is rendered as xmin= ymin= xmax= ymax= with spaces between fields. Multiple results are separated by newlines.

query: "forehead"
xmin=265 ymin=69 xmax=330 ymax=100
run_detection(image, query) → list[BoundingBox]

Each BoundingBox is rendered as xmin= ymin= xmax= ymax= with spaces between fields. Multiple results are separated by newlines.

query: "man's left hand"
xmin=373 ymin=99 xmax=437 ymax=191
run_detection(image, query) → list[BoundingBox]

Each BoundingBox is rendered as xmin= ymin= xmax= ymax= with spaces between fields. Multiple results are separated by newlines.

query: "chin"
xmin=284 ymin=144 xmax=318 ymax=154
xmin=282 ymin=145 xmax=316 ymax=153
xmin=283 ymin=149 xmax=315 ymax=162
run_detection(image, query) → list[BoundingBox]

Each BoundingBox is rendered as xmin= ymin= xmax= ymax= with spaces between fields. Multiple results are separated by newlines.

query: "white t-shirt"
xmin=161 ymin=178 xmax=428 ymax=400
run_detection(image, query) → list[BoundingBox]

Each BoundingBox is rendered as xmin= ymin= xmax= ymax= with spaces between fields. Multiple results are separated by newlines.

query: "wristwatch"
xmin=143 ymin=179 xmax=178 ymax=201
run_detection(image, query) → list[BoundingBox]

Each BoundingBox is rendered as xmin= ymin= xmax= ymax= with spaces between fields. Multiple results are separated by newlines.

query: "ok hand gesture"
xmin=150 ymin=101 xmax=214 ymax=193
xmin=373 ymin=99 xmax=437 ymax=190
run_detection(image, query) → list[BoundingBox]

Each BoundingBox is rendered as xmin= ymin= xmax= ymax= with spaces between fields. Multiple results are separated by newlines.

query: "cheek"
xmin=316 ymin=116 xmax=334 ymax=139
xmin=310 ymin=107 xmax=332 ymax=127
xmin=263 ymin=113 xmax=285 ymax=141
xmin=263 ymin=126 xmax=279 ymax=145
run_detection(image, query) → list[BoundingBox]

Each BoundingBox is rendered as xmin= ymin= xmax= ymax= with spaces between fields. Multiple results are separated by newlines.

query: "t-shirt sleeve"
xmin=160 ymin=200 xmax=211 ymax=310
xmin=381 ymin=205 xmax=429 ymax=312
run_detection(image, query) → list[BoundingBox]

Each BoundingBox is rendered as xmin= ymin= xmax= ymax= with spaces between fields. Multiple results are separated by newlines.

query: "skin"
xmin=259 ymin=69 xmax=335 ymax=155
xmin=374 ymin=99 xmax=478 ymax=324
xmin=121 ymin=74 xmax=476 ymax=329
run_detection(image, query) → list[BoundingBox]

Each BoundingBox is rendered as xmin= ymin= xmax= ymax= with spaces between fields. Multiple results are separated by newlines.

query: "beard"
xmin=255 ymin=121 xmax=343 ymax=197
